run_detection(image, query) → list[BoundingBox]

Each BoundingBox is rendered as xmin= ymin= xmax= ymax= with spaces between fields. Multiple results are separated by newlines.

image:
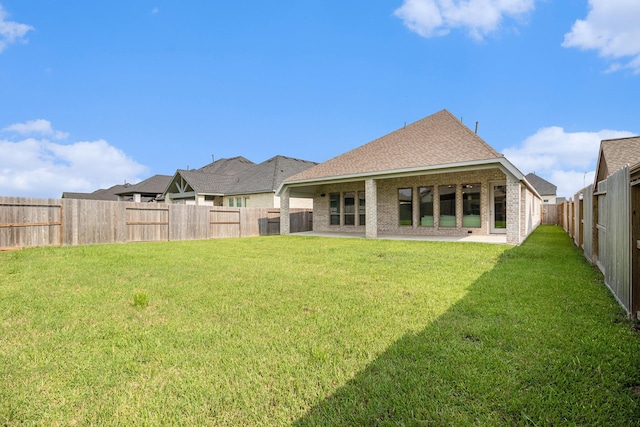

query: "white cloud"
xmin=563 ymin=0 xmax=640 ymax=73
xmin=0 ymin=4 xmax=34 ymax=53
xmin=503 ymin=126 xmax=635 ymax=198
xmin=0 ymin=121 xmax=148 ymax=198
xmin=394 ymin=0 xmax=535 ymax=40
xmin=3 ymin=119 xmax=69 ymax=140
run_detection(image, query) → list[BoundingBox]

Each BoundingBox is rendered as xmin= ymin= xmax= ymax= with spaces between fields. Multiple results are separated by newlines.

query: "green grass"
xmin=0 ymin=226 xmax=638 ymax=425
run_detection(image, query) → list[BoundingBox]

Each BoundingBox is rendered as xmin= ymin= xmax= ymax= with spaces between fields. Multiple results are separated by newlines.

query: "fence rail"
xmin=0 ymin=197 xmax=312 ymax=249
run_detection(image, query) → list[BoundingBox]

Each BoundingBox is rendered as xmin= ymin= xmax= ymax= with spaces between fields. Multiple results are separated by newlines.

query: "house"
xmin=114 ymin=174 xmax=172 ymax=202
xmin=277 ymin=109 xmax=541 ymax=245
xmin=62 ymin=183 xmax=131 ymax=201
xmin=163 ymin=155 xmax=317 ymax=208
xmin=525 ymin=173 xmax=557 ymax=204
xmin=595 ymin=136 xmax=640 ymax=185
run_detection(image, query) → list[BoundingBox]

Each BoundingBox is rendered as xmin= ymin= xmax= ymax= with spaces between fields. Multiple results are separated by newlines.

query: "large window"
xmin=228 ymin=198 xmax=234 ymax=207
xmin=419 ymin=186 xmax=434 ymax=226
xmin=344 ymin=192 xmax=355 ymax=225
xmin=329 ymin=193 xmax=340 ymax=225
xmin=439 ymin=185 xmax=456 ymax=227
xmin=462 ymin=184 xmax=481 ymax=227
xmin=358 ymin=191 xmax=366 ymax=226
xmin=398 ymin=188 xmax=413 ymax=226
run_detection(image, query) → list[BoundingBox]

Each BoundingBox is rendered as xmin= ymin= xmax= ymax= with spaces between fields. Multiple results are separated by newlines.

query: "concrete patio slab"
xmin=291 ymin=231 xmax=508 ymax=244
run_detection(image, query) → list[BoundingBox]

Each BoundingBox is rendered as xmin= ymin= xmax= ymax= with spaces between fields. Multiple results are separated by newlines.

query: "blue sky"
xmin=1 ymin=0 xmax=638 ymax=199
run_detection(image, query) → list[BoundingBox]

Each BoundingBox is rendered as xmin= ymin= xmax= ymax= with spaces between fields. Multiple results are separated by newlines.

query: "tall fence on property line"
xmin=541 ymin=204 xmax=560 ymax=225
xmin=0 ymin=197 xmax=312 ymax=249
xmin=559 ymin=166 xmax=633 ymax=316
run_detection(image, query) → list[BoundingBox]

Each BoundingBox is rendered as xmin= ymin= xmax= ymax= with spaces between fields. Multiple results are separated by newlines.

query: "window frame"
xmin=439 ymin=184 xmax=457 ymax=227
xmin=398 ymin=188 xmax=413 ymax=226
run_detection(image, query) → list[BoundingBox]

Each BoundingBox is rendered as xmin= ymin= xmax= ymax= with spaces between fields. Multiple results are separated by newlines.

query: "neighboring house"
xmin=278 ymin=109 xmax=541 ymax=245
xmin=525 ymin=173 xmax=557 ymax=204
xmin=163 ymin=155 xmax=317 ymax=208
xmin=114 ymin=174 xmax=172 ymax=202
xmin=594 ymin=136 xmax=640 ymax=185
xmin=62 ymin=184 xmax=131 ymax=201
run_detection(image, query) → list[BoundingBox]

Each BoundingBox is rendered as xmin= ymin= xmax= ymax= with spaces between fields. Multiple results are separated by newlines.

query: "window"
xmin=439 ymin=185 xmax=456 ymax=227
xmin=228 ymin=198 xmax=234 ymax=207
xmin=419 ymin=186 xmax=434 ymax=226
xmin=244 ymin=197 xmax=250 ymax=207
xmin=462 ymin=184 xmax=481 ymax=227
xmin=398 ymin=188 xmax=413 ymax=226
xmin=236 ymin=197 xmax=242 ymax=208
xmin=358 ymin=191 xmax=366 ymax=226
xmin=344 ymin=192 xmax=355 ymax=225
xmin=329 ymin=193 xmax=340 ymax=225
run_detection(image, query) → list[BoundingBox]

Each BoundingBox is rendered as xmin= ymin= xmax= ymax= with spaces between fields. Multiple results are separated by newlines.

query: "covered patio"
xmin=292 ymin=230 xmax=508 ymax=244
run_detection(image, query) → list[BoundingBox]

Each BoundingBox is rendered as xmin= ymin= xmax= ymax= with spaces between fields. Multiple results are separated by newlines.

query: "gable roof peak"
xmin=285 ymin=109 xmax=503 ymax=182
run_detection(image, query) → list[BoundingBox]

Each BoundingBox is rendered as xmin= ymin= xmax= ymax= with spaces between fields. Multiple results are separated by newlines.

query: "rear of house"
xmin=278 ymin=110 xmax=541 ymax=245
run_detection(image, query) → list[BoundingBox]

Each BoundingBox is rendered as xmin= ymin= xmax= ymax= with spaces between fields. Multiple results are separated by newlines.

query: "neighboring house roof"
xmin=286 ymin=109 xmax=503 ymax=183
xmin=525 ymin=173 xmax=557 ymax=196
xmin=595 ymin=136 xmax=640 ymax=183
xmin=62 ymin=184 xmax=131 ymax=200
xmin=225 ymin=156 xmax=318 ymax=195
xmin=164 ymin=155 xmax=317 ymax=198
xmin=172 ymin=169 xmax=237 ymax=195
xmin=114 ymin=175 xmax=172 ymax=196
xmin=198 ymin=156 xmax=255 ymax=175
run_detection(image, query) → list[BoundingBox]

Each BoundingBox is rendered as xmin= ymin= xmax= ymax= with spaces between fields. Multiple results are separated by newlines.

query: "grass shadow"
xmin=293 ymin=226 xmax=640 ymax=425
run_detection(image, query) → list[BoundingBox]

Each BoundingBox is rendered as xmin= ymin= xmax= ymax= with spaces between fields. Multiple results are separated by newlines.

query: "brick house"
xmin=163 ymin=155 xmax=317 ymax=208
xmin=278 ymin=109 xmax=541 ymax=245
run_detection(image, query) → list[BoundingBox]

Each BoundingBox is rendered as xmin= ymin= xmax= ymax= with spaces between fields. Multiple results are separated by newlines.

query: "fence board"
xmin=603 ymin=166 xmax=631 ymax=312
xmin=0 ymin=198 xmax=62 ymax=248
xmin=582 ymin=184 xmax=594 ymax=263
xmin=0 ymin=197 xmax=313 ymax=249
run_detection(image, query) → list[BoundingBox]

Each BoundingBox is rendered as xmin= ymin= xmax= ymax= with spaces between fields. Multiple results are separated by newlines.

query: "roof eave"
xmin=277 ymin=157 xmax=529 ymax=196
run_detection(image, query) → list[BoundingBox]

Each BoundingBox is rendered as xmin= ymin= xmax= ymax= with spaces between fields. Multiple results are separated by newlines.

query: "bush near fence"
xmin=0 ymin=197 xmax=312 ymax=249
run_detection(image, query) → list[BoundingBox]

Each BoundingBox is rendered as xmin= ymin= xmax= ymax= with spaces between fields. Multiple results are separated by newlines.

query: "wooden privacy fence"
xmin=560 ymin=166 xmax=638 ymax=318
xmin=0 ymin=197 xmax=312 ymax=249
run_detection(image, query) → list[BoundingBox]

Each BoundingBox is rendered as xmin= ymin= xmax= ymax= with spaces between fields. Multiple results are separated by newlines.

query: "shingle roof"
xmin=172 ymin=156 xmax=317 ymax=196
xmin=225 ymin=156 xmax=318 ymax=195
xmin=525 ymin=173 xmax=557 ymax=196
xmin=286 ymin=109 xmax=502 ymax=182
xmin=198 ymin=156 xmax=255 ymax=175
xmin=174 ymin=169 xmax=236 ymax=195
xmin=62 ymin=184 xmax=131 ymax=200
xmin=600 ymin=136 xmax=640 ymax=178
xmin=115 ymin=175 xmax=172 ymax=196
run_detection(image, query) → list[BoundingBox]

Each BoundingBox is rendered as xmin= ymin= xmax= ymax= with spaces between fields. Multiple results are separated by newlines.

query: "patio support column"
xmin=365 ymin=178 xmax=377 ymax=238
xmin=506 ymin=176 xmax=521 ymax=245
xmin=280 ymin=186 xmax=290 ymax=235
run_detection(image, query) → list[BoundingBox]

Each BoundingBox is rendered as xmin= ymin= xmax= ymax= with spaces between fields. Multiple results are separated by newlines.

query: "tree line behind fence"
xmin=0 ymin=197 xmax=312 ymax=249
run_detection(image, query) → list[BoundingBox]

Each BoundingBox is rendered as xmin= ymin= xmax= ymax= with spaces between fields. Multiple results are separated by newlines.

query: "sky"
xmin=1 ymin=0 xmax=639 ymax=199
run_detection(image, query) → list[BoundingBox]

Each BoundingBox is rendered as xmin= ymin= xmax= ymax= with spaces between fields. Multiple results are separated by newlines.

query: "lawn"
xmin=1 ymin=226 xmax=639 ymax=425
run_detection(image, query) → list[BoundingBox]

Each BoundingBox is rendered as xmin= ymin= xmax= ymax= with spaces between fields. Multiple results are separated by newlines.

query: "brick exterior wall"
xmin=223 ymin=192 xmax=313 ymax=209
xmin=506 ymin=176 xmax=521 ymax=245
xmin=312 ymin=168 xmax=513 ymax=237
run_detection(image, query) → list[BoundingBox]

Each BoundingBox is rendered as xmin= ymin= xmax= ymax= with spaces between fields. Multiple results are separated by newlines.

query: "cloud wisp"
xmin=0 ymin=4 xmax=34 ymax=53
xmin=563 ymin=0 xmax=640 ymax=74
xmin=393 ymin=0 xmax=535 ymax=41
xmin=503 ymin=126 xmax=635 ymax=198
xmin=0 ymin=120 xmax=148 ymax=198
